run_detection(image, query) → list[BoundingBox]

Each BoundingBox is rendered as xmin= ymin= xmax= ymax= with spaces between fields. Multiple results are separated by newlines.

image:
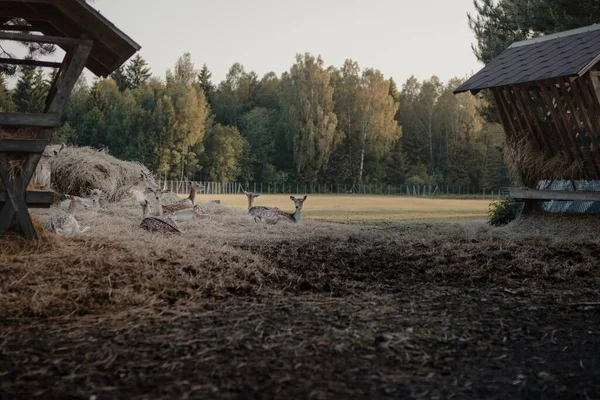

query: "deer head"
xmin=290 ymin=195 xmax=307 ymax=212
xmin=243 ymin=190 xmax=261 ymax=209
xmin=144 ymin=186 xmax=171 ymax=217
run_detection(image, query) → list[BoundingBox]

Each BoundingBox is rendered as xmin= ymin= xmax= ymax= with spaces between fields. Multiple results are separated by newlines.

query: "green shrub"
xmin=487 ymin=197 xmax=522 ymax=227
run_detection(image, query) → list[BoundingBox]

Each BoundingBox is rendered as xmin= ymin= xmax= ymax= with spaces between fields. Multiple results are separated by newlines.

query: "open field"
xmin=1 ymin=198 xmax=599 ymax=399
xmin=194 ymin=194 xmax=490 ymax=222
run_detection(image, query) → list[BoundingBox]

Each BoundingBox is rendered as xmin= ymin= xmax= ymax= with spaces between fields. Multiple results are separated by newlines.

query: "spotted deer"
xmin=45 ymin=198 xmax=91 ymax=236
xmin=244 ymin=191 xmax=286 ymax=223
xmin=139 ymin=199 xmax=181 ymax=233
xmin=280 ymin=195 xmax=308 ymax=223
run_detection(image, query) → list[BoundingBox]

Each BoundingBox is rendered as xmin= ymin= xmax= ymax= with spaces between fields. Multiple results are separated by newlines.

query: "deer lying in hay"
xmin=45 ymin=198 xmax=90 ymax=236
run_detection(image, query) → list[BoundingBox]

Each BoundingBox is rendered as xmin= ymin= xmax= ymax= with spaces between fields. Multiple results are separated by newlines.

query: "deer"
xmin=139 ymin=199 xmax=181 ymax=233
xmin=176 ymin=182 xmax=202 ymax=206
xmin=279 ymin=195 xmax=308 ymax=223
xmin=244 ymin=190 xmax=288 ymax=223
xmin=45 ymin=198 xmax=91 ymax=236
xmin=144 ymin=186 xmax=206 ymax=223
xmin=59 ymin=189 xmax=102 ymax=211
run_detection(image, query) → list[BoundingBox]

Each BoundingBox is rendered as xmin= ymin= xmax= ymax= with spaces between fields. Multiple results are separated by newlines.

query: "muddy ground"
xmin=1 ymin=211 xmax=599 ymax=399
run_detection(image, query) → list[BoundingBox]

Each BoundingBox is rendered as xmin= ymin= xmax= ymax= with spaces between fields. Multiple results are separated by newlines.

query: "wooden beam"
xmin=0 ymin=25 xmax=41 ymax=32
xmin=45 ymin=41 xmax=92 ymax=114
xmin=547 ymin=82 xmax=596 ymax=176
xmin=491 ymin=88 xmax=517 ymax=142
xmin=0 ymin=152 xmax=41 ymax=239
xmin=501 ymin=86 xmax=528 ymax=136
xmin=576 ymin=75 xmax=600 ymax=131
xmin=511 ymin=188 xmax=600 ymax=202
xmin=0 ymin=57 xmax=61 ymax=68
xmin=507 ymin=85 xmax=543 ymax=152
xmin=0 ymin=112 xmax=60 ymax=128
xmin=0 ymin=190 xmax=54 ymax=207
xmin=0 ymin=31 xmax=92 ymax=47
xmin=557 ymin=78 xmax=600 ymax=154
xmin=538 ymin=84 xmax=577 ymax=163
xmin=0 ymin=139 xmax=48 ymax=153
xmin=518 ymin=85 xmax=555 ymax=156
xmin=0 ymin=10 xmax=61 ymax=21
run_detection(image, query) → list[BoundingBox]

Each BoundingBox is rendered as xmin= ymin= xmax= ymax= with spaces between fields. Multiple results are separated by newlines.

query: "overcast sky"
xmin=91 ymin=0 xmax=482 ymax=86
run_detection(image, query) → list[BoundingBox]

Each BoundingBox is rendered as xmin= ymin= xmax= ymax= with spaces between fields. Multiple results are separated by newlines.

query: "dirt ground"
xmin=1 ymin=198 xmax=599 ymax=399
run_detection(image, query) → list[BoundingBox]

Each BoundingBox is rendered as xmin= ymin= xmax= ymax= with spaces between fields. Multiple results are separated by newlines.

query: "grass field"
xmin=194 ymin=194 xmax=491 ymax=222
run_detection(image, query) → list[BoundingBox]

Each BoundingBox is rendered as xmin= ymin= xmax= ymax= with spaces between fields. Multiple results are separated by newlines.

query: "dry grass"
xmin=504 ymin=134 xmax=592 ymax=185
xmin=1 ymin=198 xmax=600 ymax=398
xmin=196 ymin=194 xmax=490 ymax=222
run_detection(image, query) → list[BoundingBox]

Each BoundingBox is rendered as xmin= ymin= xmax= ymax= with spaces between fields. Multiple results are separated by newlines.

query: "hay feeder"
xmin=0 ymin=0 xmax=140 ymax=239
xmin=454 ymin=25 xmax=600 ymax=214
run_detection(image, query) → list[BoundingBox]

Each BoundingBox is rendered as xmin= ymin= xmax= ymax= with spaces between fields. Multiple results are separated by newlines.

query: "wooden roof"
xmin=454 ymin=24 xmax=600 ymax=94
xmin=0 ymin=0 xmax=141 ymax=77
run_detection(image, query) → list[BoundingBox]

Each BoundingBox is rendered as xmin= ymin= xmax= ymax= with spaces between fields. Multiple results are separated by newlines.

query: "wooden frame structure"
xmin=454 ymin=25 xmax=600 ymax=213
xmin=0 ymin=0 xmax=140 ymax=239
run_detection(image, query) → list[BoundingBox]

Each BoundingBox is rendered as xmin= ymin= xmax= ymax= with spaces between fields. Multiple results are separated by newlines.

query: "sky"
xmin=84 ymin=0 xmax=483 ymax=86
xmin=8 ymin=0 xmax=484 ymax=87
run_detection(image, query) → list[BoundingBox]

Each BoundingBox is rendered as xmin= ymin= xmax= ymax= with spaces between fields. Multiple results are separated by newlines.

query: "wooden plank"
xmin=0 ymin=31 xmax=92 ymax=47
xmin=491 ymin=88 xmax=517 ymax=142
xmin=511 ymin=188 xmax=600 ymax=202
xmin=0 ymin=112 xmax=60 ymax=127
xmin=0 ymin=152 xmax=40 ymax=238
xmin=0 ymin=57 xmax=61 ymax=68
xmin=538 ymin=84 xmax=576 ymax=162
xmin=576 ymin=75 xmax=600 ymax=132
xmin=562 ymin=78 xmax=598 ymax=147
xmin=45 ymin=41 xmax=92 ymax=114
xmin=0 ymin=139 xmax=48 ymax=152
xmin=0 ymin=190 xmax=54 ymax=207
xmin=508 ymin=84 xmax=545 ymax=152
xmin=0 ymin=10 xmax=60 ymax=21
xmin=547 ymin=81 xmax=597 ymax=176
xmin=500 ymin=87 xmax=528 ymax=137
xmin=556 ymin=78 xmax=600 ymax=168
xmin=518 ymin=85 xmax=555 ymax=156
xmin=0 ymin=25 xmax=42 ymax=32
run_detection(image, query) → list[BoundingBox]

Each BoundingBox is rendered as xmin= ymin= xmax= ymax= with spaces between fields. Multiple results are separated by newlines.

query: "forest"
xmin=1 ymin=0 xmax=594 ymax=189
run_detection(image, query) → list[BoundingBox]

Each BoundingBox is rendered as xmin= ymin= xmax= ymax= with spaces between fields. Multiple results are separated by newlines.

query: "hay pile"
xmin=505 ymin=134 xmax=590 ymax=187
xmin=51 ymin=146 xmax=155 ymax=202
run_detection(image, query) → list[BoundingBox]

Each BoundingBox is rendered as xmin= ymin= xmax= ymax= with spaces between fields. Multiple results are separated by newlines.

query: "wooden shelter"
xmin=0 ymin=0 xmax=140 ymax=238
xmin=454 ymin=24 xmax=600 ymax=213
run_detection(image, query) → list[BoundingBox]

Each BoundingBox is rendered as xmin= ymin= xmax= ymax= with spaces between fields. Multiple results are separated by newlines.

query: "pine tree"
xmin=0 ymin=74 xmax=14 ymax=112
xmin=126 ymin=54 xmax=152 ymax=89
xmin=388 ymin=77 xmax=399 ymax=101
xmin=197 ymin=64 xmax=214 ymax=98
xmin=110 ymin=65 xmax=130 ymax=91
xmin=13 ymin=67 xmax=47 ymax=113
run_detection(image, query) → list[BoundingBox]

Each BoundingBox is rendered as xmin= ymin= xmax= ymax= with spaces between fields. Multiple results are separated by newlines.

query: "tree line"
xmin=0 ymin=53 xmax=507 ymax=190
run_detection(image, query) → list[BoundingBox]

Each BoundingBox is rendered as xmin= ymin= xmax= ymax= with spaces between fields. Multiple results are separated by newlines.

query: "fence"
xmin=158 ymin=180 xmax=509 ymax=200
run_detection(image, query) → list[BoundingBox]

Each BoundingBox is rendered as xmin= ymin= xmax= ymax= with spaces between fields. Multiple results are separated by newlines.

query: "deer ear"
xmin=254 ymin=193 xmax=260 ymax=198
xmin=302 ymin=195 xmax=307 ymax=200
xmin=290 ymin=196 xmax=296 ymax=201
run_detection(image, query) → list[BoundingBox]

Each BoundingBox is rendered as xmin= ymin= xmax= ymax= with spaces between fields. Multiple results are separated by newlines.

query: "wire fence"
xmin=158 ymin=180 xmax=509 ymax=200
